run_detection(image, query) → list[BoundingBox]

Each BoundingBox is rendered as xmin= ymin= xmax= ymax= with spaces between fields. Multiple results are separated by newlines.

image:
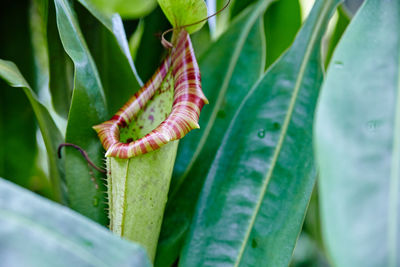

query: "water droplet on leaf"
xmin=251 ymin=238 xmax=258 ymax=248
xmin=366 ymin=120 xmax=379 ymax=132
xmin=257 ymin=129 xmax=266 ymax=138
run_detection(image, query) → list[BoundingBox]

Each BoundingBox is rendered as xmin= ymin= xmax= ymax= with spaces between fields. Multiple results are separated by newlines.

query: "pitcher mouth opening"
xmin=93 ymin=30 xmax=207 ymax=159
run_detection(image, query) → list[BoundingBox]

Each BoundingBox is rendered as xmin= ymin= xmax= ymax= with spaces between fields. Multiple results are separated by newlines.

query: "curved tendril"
xmin=58 ymin=143 xmax=106 ymax=173
xmin=161 ymin=0 xmax=232 ymax=49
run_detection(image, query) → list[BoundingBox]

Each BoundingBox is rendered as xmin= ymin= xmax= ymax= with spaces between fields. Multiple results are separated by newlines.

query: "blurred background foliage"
xmin=0 ymin=0 xmax=365 ymax=265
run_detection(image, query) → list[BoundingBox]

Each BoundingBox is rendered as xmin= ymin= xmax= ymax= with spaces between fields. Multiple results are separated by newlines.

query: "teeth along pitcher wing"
xmin=92 ymin=29 xmax=208 ymax=261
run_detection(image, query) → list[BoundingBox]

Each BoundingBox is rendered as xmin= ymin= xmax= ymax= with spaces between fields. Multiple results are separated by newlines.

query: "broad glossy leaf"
xmin=30 ymin=0 xmax=73 ymax=122
xmin=155 ymin=2 xmax=270 ymax=266
xmin=76 ymin=3 xmax=141 ymax=114
xmin=229 ymin=0 xmax=302 ymax=68
xmin=315 ymin=0 xmax=400 ymax=266
xmin=87 ymin=0 xmax=157 ymax=19
xmin=54 ymin=0 xmax=108 ymax=224
xmin=29 ymin=0 xmax=70 ymax=199
xmin=157 ymin=0 xmax=208 ymax=34
xmin=77 ymin=0 xmax=143 ymax=86
xmin=0 ymin=177 xmax=151 ymax=266
xmin=48 ymin=0 xmax=74 ymax=118
xmin=170 ymin=0 xmax=271 ymax=197
xmin=264 ymin=0 xmax=301 ymax=68
xmin=180 ymin=0 xmax=339 ymax=266
xmin=0 ymin=0 xmax=38 ymax=189
xmin=0 ymin=60 xmax=65 ymax=202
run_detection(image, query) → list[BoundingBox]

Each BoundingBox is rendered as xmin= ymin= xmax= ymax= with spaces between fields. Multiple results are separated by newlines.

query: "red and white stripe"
xmin=93 ymin=30 xmax=208 ymax=158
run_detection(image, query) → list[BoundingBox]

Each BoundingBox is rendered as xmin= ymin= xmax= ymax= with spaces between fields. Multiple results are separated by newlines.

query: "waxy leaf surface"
xmin=180 ymin=0 xmax=340 ymax=266
xmin=315 ymin=0 xmax=400 ymax=266
xmin=0 ymin=59 xmax=65 ymax=202
xmin=155 ymin=1 xmax=270 ymax=266
xmin=77 ymin=0 xmax=143 ymax=87
xmin=76 ymin=4 xmax=141 ymax=115
xmin=0 ymin=177 xmax=151 ymax=267
xmin=55 ymin=0 xmax=145 ymax=222
xmin=30 ymin=0 xmax=73 ymax=120
xmin=230 ymin=0 xmax=302 ymax=68
xmin=54 ymin=0 xmax=108 ymax=224
xmin=47 ymin=0 xmax=74 ymax=119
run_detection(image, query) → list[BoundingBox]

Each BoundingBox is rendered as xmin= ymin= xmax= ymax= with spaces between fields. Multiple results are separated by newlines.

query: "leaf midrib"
xmin=170 ymin=0 xmax=273 ymax=197
xmin=233 ymin=2 xmax=332 ymax=265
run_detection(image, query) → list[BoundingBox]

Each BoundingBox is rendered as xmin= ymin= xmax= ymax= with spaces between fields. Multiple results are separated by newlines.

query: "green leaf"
xmin=315 ymin=0 xmax=400 ymax=266
xmin=0 ymin=93 xmax=37 ymax=190
xmin=230 ymin=0 xmax=257 ymax=17
xmin=48 ymin=0 xmax=74 ymax=118
xmin=0 ymin=59 xmax=65 ymax=202
xmin=54 ymin=0 xmax=108 ymax=224
xmin=157 ymin=0 xmax=208 ymax=34
xmin=76 ymin=0 xmax=144 ymax=86
xmin=30 ymin=0 xmax=73 ymax=120
xmin=155 ymin=2 xmax=270 ymax=266
xmin=76 ymin=2 xmax=141 ymax=114
xmin=30 ymin=0 xmax=50 ymax=95
xmin=86 ymin=0 xmax=157 ymax=19
xmin=179 ymin=0 xmax=339 ymax=266
xmin=264 ymin=0 xmax=302 ymax=68
xmin=0 ymin=177 xmax=151 ymax=266
xmin=128 ymin=20 xmax=144 ymax=60
xmin=191 ymin=23 xmax=212 ymax=59
xmin=213 ymin=0 xmax=231 ymax=37
xmin=0 ymin=0 xmax=38 ymax=189
xmin=133 ymin=6 xmax=170 ymax=82
xmin=324 ymin=6 xmax=349 ymax=67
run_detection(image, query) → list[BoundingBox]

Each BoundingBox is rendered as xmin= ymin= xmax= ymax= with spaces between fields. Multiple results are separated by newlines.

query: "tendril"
xmin=58 ymin=143 xmax=106 ymax=173
xmin=161 ymin=0 xmax=232 ymax=48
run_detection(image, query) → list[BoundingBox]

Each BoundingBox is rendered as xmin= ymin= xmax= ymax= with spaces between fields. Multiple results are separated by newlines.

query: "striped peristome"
xmin=93 ymin=30 xmax=208 ymax=158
